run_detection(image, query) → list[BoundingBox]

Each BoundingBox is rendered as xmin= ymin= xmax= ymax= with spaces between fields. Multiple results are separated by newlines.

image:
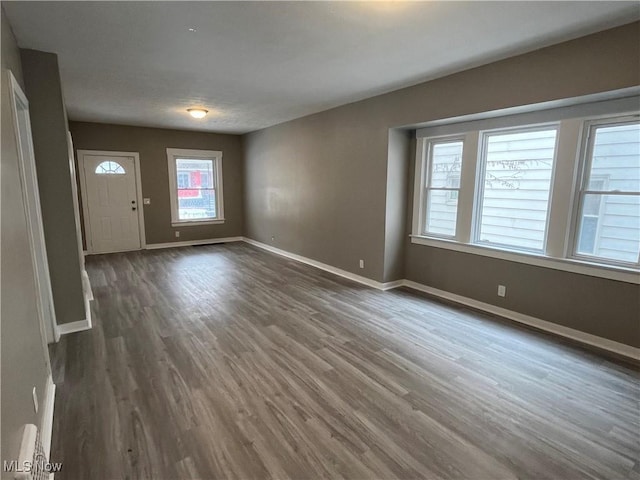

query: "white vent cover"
xmin=15 ymin=424 xmax=48 ymax=480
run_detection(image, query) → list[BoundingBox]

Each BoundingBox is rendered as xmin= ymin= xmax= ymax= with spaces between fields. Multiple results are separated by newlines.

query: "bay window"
xmin=412 ymin=99 xmax=640 ymax=283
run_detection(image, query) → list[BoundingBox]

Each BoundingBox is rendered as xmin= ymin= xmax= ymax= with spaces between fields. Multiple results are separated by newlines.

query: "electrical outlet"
xmin=175 ymin=231 xmax=180 ymax=238
xmin=359 ymin=259 xmax=364 ymax=269
xmin=498 ymin=285 xmax=506 ymax=297
xmin=32 ymin=387 xmax=38 ymax=413
xmin=271 ymin=236 xmax=275 ymax=242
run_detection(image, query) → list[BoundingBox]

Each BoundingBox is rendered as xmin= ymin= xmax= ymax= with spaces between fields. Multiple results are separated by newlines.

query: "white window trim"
xmin=410 ymin=234 xmax=640 ymax=284
xmin=567 ymin=115 xmax=640 ymax=269
xmin=166 ymin=148 xmax=225 ymax=227
xmin=411 ymin=101 xmax=640 ymax=285
xmin=420 ymin=135 xmax=466 ymax=240
xmin=472 ymin=122 xmax=560 ymax=254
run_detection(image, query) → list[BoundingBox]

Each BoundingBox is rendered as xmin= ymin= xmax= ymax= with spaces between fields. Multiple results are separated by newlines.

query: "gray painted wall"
xmin=244 ymin=22 xmax=640 ymax=347
xmin=245 ymin=106 xmax=391 ymax=280
xmin=69 ymin=121 xmax=244 ymax=246
xmin=383 ymin=128 xmax=411 ymax=283
xmin=1 ymin=10 xmax=51 ymax=475
xmin=21 ymin=49 xmax=85 ymax=326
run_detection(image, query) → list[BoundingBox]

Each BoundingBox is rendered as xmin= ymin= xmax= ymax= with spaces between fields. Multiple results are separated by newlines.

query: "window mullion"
xmin=456 ymin=131 xmax=479 ymax=244
xmin=546 ymin=118 xmax=582 ymax=258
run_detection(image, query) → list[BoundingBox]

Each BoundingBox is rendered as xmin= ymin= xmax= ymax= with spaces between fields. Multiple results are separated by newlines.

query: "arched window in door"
xmin=95 ymin=161 xmax=125 ymax=174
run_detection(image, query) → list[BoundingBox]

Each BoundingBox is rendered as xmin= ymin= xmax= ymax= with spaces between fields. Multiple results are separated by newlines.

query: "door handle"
xmin=132 ymin=207 xmax=137 ymax=211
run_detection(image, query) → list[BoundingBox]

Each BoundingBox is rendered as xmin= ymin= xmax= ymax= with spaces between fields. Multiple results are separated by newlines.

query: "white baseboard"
xmin=54 ymin=271 xmax=93 ymax=338
xmin=57 ymin=319 xmax=91 ymax=336
xmin=241 ymin=236 xmax=638 ymax=361
xmin=77 ymin=235 xmax=640 ymax=360
xmin=41 ymin=374 xmax=56 ymax=461
xmin=146 ymin=236 xmax=243 ymax=250
xmin=82 ymin=269 xmax=93 ymax=302
xmin=242 ymin=237 xmax=400 ymax=291
xmin=381 ymin=279 xmax=405 ymax=291
xmin=400 ymin=279 xmax=640 ymax=361
xmin=83 ymin=290 xmax=93 ymax=331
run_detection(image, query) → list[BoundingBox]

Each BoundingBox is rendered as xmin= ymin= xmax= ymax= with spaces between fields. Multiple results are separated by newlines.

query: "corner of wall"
xmin=20 ymin=47 xmax=87 ymax=325
xmin=382 ymin=127 xmax=412 ymax=283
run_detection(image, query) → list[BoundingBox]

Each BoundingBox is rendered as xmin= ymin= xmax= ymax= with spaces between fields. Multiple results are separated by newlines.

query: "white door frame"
xmin=77 ymin=149 xmax=146 ymax=254
xmin=7 ymin=70 xmax=59 ymax=344
xmin=68 ymin=133 xmax=85 ymax=271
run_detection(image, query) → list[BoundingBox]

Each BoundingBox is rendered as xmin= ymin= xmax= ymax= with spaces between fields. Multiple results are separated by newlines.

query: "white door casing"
xmin=78 ymin=150 xmax=146 ymax=254
xmin=8 ymin=70 xmax=59 ymax=345
xmin=67 ymin=133 xmax=85 ymax=270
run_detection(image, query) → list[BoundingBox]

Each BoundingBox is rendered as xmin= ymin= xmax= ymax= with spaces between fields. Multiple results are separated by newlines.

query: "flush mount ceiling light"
xmin=187 ymin=108 xmax=208 ymax=119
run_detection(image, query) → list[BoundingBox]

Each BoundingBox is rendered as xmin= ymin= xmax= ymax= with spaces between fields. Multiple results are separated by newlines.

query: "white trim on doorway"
xmin=41 ymin=374 xmax=56 ymax=462
xmin=77 ymin=149 xmax=146 ymax=254
xmin=7 ymin=70 xmax=59 ymax=345
xmin=57 ymin=266 xmax=93 ymax=337
xmin=57 ymin=319 xmax=92 ymax=336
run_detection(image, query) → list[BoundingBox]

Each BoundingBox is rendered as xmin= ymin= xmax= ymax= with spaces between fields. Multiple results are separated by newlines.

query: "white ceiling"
xmin=4 ymin=1 xmax=639 ymax=134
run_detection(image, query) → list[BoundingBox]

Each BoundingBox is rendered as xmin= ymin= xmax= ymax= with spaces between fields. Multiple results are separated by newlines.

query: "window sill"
xmin=172 ymin=218 xmax=225 ymax=227
xmin=410 ymin=234 xmax=640 ymax=285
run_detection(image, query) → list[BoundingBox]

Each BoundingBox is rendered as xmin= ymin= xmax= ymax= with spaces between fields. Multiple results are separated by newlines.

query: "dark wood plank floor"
xmin=49 ymin=243 xmax=640 ymax=480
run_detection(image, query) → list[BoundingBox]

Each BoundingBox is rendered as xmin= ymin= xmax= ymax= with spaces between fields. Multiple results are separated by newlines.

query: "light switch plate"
xmin=143 ymin=198 xmax=151 ymax=205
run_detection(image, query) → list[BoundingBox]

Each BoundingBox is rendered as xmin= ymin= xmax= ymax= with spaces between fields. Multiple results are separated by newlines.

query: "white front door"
xmin=82 ymin=154 xmax=141 ymax=253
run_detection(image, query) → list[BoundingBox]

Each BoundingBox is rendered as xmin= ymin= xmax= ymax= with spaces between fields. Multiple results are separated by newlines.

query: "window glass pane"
xmin=178 ymin=189 xmax=216 ymax=220
xmin=177 ymin=172 xmax=190 ymax=189
xmin=588 ymin=123 xmax=640 ymax=192
xmin=575 ymin=121 xmax=640 ymax=264
xmin=425 ymin=190 xmax=457 ymax=236
xmin=176 ymin=158 xmax=217 ymax=220
xmin=424 ymin=140 xmax=462 ymax=237
xmin=95 ymin=160 xmax=125 ymax=174
xmin=576 ymin=193 xmax=640 ymax=263
xmin=477 ymin=128 xmax=557 ymax=251
xmin=430 ymin=142 xmax=463 ymax=188
xmin=176 ymin=158 xmax=215 ymax=189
